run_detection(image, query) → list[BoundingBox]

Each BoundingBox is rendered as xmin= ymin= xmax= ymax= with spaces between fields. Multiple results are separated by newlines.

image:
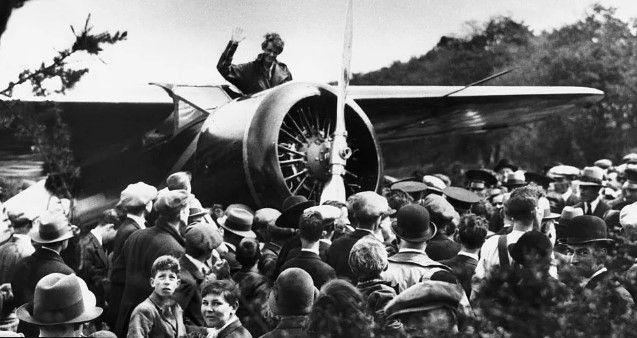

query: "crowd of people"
xmin=0 ymin=153 xmax=636 ymax=337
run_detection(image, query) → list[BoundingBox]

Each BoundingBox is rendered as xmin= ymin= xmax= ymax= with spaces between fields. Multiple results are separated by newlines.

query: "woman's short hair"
xmin=201 ymin=279 xmax=241 ymax=307
xmin=261 ymin=32 xmax=284 ymax=54
xmin=348 ymin=237 xmax=388 ymax=280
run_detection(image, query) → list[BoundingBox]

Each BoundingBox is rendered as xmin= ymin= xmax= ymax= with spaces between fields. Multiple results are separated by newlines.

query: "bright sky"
xmin=0 ymin=0 xmax=636 ymax=100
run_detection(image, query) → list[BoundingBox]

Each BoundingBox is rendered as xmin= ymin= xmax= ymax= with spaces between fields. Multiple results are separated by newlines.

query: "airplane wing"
xmin=348 ymin=86 xmax=604 ymax=143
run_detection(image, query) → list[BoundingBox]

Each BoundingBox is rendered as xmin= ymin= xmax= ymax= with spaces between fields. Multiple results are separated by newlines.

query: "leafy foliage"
xmin=0 ymin=15 xmax=126 ymax=198
xmin=352 ymin=5 xmax=637 ymax=171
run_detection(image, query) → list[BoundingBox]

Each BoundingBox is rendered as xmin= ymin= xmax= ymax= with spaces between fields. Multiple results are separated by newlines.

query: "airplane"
xmin=3 ymin=80 xmax=603 ymax=226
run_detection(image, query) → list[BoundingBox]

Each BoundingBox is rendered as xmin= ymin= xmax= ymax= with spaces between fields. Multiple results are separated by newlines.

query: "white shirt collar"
xmin=562 ymin=188 xmax=573 ymax=201
xmin=398 ymin=248 xmax=425 ymax=254
xmin=457 ymin=251 xmax=479 ymax=261
xmin=319 ymin=238 xmax=331 ymax=245
xmin=218 ymin=315 xmax=239 ymax=332
xmin=356 ymin=228 xmax=375 ymax=235
xmin=127 ymin=214 xmax=146 ymax=229
xmin=301 ymin=247 xmax=320 ymax=255
xmin=590 ymin=197 xmax=601 ymax=212
xmin=90 ymin=228 xmax=103 ymax=246
xmin=185 ymin=253 xmax=210 ymax=274
xmin=224 ymin=242 xmax=236 ymax=252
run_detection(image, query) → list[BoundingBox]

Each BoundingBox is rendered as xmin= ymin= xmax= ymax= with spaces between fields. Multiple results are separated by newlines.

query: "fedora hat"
xmin=508 ymin=230 xmax=552 ymax=266
xmin=623 ymin=153 xmax=637 ymax=164
xmin=17 ymin=273 xmax=102 ymax=326
xmin=275 ymin=195 xmax=316 ymax=228
xmin=392 ymin=204 xmax=437 ymax=242
xmin=493 ymin=159 xmax=518 ymax=173
xmin=221 ymin=207 xmax=256 ymax=238
xmin=594 ymin=159 xmax=613 ymax=170
xmin=563 ymin=215 xmax=613 ymax=245
xmin=578 ymin=166 xmax=604 ymax=187
xmin=465 ymin=169 xmax=497 ymax=188
xmin=30 ymin=211 xmax=74 ymax=244
xmin=503 ymin=171 xmax=527 ymax=189
xmin=524 ymin=172 xmax=554 ymax=190
xmin=117 ymin=182 xmax=157 ymax=209
xmin=187 ymin=207 xmax=210 ymax=222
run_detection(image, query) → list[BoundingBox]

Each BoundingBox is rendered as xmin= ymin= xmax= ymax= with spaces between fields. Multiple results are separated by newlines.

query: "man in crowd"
xmin=382 ymin=204 xmax=451 ymax=293
xmin=0 ymin=208 xmax=35 ymax=284
xmin=217 ymin=27 xmax=292 ymax=95
xmin=327 ymin=191 xmax=394 ymax=281
xmin=611 ymin=164 xmax=637 ymax=210
xmin=114 ymin=189 xmax=189 ymax=337
xmin=473 ymin=185 xmax=541 ymax=295
xmin=441 ymin=214 xmax=488 ymax=297
xmin=16 ymin=273 xmax=104 ymax=337
xmin=574 ymin=167 xmax=611 ymax=218
xmin=174 ymin=223 xmax=223 ymax=327
xmin=12 ymin=211 xmax=76 ymax=336
xmin=261 ymin=268 xmax=316 ymax=338
xmin=220 ymin=206 xmax=257 ymax=275
xmin=79 ymin=209 xmax=118 ymax=312
xmin=281 ymin=209 xmax=336 ymax=289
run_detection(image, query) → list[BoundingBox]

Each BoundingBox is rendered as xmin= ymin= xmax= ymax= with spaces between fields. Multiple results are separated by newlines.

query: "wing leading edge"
xmin=348 ymin=86 xmax=604 ymax=143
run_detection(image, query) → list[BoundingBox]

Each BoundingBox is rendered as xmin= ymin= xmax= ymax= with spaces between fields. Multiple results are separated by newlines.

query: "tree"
xmin=0 ymin=13 xmax=127 ymax=200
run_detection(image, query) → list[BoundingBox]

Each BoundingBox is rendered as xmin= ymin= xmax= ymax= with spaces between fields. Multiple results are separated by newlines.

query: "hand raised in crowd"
xmin=230 ymin=27 xmax=246 ymax=43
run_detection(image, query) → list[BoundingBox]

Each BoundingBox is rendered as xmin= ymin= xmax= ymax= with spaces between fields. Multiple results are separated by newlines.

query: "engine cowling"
xmin=193 ymin=82 xmax=382 ymax=209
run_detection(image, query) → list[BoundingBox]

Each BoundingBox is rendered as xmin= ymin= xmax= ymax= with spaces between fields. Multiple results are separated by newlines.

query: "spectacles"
xmin=564 ymin=247 xmax=591 ymax=256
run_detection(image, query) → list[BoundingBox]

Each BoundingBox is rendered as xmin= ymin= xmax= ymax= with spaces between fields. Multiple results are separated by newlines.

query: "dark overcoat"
xmin=281 ymin=251 xmax=336 ymax=289
xmin=114 ymin=220 xmax=185 ymax=337
xmin=325 ymin=229 xmax=374 ymax=281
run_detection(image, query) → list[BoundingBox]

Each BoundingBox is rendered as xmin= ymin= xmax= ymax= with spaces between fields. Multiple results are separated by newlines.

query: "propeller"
xmin=320 ymin=0 xmax=353 ymax=204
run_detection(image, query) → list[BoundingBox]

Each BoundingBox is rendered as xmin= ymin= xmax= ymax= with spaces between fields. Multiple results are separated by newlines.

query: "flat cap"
xmin=184 ymin=222 xmax=223 ymax=252
xmin=154 ymin=189 xmax=189 ymax=215
xmin=548 ymin=165 xmax=580 ymax=178
xmin=594 ymin=159 xmax=613 ymax=169
xmin=384 ymin=280 xmax=463 ymax=320
xmin=117 ymin=182 xmax=157 ymax=208
xmin=620 ymin=203 xmax=637 ymax=228
xmin=623 ymin=153 xmax=637 ymax=164
xmin=347 ymin=191 xmax=394 ymax=219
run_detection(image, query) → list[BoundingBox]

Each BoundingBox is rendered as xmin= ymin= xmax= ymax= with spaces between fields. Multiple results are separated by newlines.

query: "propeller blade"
xmin=321 ymin=0 xmax=353 ymax=204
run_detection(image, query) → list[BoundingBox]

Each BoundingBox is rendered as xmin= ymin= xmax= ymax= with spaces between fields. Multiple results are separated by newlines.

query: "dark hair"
xmin=387 ymin=189 xmax=414 ymax=212
xmin=202 ymin=279 xmax=240 ymax=307
xmin=307 ymin=279 xmax=374 ymax=336
xmin=457 ymin=214 xmax=488 ymax=249
xmin=124 ymin=204 xmax=146 ymax=215
xmin=166 ymin=172 xmax=191 ymax=191
xmin=506 ymin=186 xmax=538 ymax=222
xmin=261 ymin=32 xmax=284 ymax=54
xmin=471 ymin=200 xmax=493 ymax=219
xmin=299 ymin=211 xmax=324 ymax=242
xmin=98 ymin=208 xmax=122 ymax=229
xmin=151 ymin=255 xmax=180 ymax=276
xmin=236 ymin=238 xmax=261 ymax=269
xmin=323 ymin=200 xmax=347 ymax=209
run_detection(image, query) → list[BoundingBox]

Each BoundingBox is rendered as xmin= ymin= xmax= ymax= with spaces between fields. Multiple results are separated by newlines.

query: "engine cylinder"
xmin=193 ymin=82 xmax=382 ymax=209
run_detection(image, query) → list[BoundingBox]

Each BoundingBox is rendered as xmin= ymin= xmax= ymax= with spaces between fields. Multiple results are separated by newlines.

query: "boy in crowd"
xmin=127 ymin=255 xmax=186 ymax=338
xmin=201 ymin=279 xmax=251 ymax=338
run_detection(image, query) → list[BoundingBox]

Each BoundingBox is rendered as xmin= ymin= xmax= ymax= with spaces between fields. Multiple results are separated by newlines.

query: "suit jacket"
xmin=574 ymin=200 xmax=611 ymax=218
xmin=440 ymin=253 xmax=478 ymax=297
xmin=0 ymin=234 xmax=34 ymax=284
xmin=326 ymin=229 xmax=375 ymax=281
xmin=260 ymin=316 xmax=307 ymax=338
xmin=381 ymin=250 xmax=451 ymax=293
xmin=109 ymin=216 xmax=146 ymax=326
xmin=281 ymin=250 xmax=336 ymax=289
xmin=79 ymin=232 xmax=110 ymax=306
xmin=218 ymin=318 xmax=252 ymax=338
xmin=127 ymin=293 xmax=187 ymax=338
xmin=12 ymin=248 xmax=74 ymax=337
xmin=114 ymin=220 xmax=185 ymax=337
xmin=426 ymin=232 xmax=461 ymax=261
xmin=174 ymin=255 xmax=206 ymax=327
xmin=217 ymin=41 xmax=292 ymax=96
